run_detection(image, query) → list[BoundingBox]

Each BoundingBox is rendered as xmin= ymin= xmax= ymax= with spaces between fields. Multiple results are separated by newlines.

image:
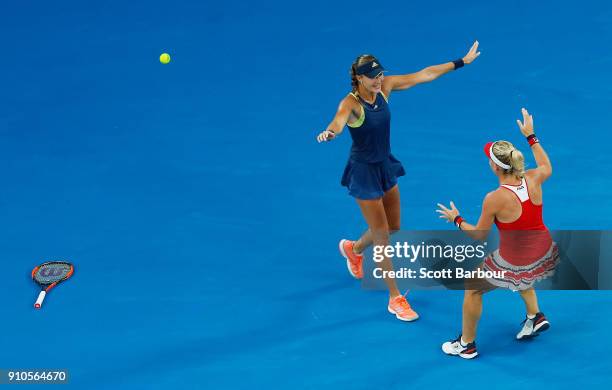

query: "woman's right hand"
xmin=516 ymin=108 xmax=535 ymax=136
xmin=317 ymin=129 xmax=336 ymax=143
xmin=436 ymin=201 xmax=460 ymax=223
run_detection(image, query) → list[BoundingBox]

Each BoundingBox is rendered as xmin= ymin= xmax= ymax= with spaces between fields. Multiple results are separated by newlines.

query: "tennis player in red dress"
xmin=437 ymin=108 xmax=559 ymax=359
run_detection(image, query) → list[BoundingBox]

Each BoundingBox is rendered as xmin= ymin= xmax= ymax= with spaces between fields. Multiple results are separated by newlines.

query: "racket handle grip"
xmin=34 ymin=291 xmax=46 ymax=309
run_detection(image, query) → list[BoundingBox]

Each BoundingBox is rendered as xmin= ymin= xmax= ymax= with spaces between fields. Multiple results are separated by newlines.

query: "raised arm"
xmin=436 ymin=192 xmax=499 ymax=241
xmin=516 ymin=108 xmax=552 ymax=183
xmin=382 ymin=41 xmax=480 ymax=95
xmin=316 ymin=96 xmax=355 ymax=143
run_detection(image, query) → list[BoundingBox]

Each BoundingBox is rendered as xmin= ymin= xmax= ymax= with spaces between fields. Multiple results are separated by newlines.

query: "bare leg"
xmin=352 ymin=229 xmax=372 ymax=254
xmin=519 ymin=288 xmax=540 ymax=316
xmin=354 ymin=185 xmax=401 ymax=254
xmin=461 ymin=272 xmax=498 ymax=343
xmin=355 ymin=194 xmax=400 ymax=297
xmin=462 ymin=290 xmax=483 ymax=343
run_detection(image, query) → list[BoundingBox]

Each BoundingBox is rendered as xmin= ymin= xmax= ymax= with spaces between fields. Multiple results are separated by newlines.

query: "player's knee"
xmin=465 ymin=289 xmax=484 ymax=297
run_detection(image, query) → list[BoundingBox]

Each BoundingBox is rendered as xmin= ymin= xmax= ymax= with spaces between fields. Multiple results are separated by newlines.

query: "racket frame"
xmin=31 ymin=261 xmax=74 ymax=309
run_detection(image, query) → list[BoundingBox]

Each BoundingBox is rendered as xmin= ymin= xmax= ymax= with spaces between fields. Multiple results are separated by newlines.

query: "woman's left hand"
xmin=462 ymin=41 xmax=481 ymax=64
xmin=436 ymin=201 xmax=460 ymax=223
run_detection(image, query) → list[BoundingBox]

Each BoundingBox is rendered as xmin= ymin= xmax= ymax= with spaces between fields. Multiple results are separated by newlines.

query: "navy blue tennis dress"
xmin=340 ymin=91 xmax=405 ymax=199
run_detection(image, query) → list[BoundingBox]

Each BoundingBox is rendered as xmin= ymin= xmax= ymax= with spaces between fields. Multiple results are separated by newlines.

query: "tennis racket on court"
xmin=31 ymin=261 xmax=74 ymax=309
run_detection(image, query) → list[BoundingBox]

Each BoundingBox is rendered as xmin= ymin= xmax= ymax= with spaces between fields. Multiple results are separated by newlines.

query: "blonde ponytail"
xmin=492 ymin=141 xmax=525 ymax=179
xmin=509 ymin=149 xmax=525 ymax=178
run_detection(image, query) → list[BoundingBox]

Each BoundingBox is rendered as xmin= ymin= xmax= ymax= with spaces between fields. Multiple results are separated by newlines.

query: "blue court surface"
xmin=2 ymin=0 xmax=612 ymax=388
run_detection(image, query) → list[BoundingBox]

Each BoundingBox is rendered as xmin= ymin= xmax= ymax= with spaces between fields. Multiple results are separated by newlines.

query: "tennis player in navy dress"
xmin=317 ymin=42 xmax=481 ymax=321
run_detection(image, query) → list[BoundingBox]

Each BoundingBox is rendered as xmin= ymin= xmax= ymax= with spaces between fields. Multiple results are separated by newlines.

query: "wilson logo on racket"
xmin=40 ymin=268 xmax=64 ymax=277
xmin=31 ymin=261 xmax=74 ymax=309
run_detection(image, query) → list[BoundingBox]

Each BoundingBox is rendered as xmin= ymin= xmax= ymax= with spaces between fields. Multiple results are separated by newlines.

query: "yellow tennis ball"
xmin=159 ymin=53 xmax=171 ymax=64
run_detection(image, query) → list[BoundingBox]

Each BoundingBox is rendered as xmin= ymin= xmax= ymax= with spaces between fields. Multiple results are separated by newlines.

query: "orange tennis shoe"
xmin=339 ymin=239 xmax=363 ymax=279
xmin=388 ymin=294 xmax=419 ymax=322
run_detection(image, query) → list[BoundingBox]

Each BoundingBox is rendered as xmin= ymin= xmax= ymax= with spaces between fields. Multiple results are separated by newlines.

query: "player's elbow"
xmin=541 ymin=164 xmax=552 ymax=179
xmin=473 ymin=230 xmax=489 ymax=241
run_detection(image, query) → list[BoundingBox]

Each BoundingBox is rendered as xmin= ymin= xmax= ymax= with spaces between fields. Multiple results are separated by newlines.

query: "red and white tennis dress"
xmin=483 ymin=177 xmax=559 ymax=290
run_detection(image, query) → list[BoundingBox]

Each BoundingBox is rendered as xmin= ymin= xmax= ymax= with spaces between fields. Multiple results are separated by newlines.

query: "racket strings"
xmin=34 ymin=263 xmax=72 ymax=284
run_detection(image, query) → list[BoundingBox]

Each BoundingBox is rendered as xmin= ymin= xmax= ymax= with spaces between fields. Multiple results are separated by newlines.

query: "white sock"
xmin=527 ymin=313 xmax=536 ymax=320
xmin=460 ymin=337 xmax=469 ymax=347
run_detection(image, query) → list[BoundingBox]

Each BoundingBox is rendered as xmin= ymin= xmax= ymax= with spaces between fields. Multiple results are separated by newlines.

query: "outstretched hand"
xmin=516 ymin=108 xmax=534 ymax=136
xmin=316 ymin=129 xmax=336 ymax=143
xmin=463 ymin=41 xmax=481 ymax=64
xmin=436 ymin=201 xmax=460 ymax=223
